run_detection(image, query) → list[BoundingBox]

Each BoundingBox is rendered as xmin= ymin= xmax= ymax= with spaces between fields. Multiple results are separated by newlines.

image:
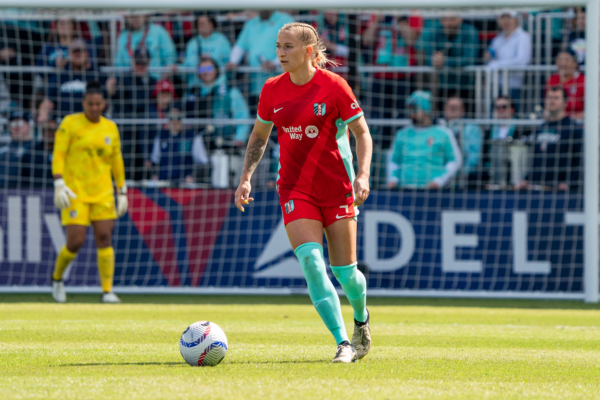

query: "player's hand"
xmin=53 ymin=178 xmax=77 ymax=210
xmin=353 ymin=174 xmax=370 ymax=207
xmin=117 ymin=186 xmax=128 ymax=217
xmin=234 ymin=180 xmax=254 ymax=212
xmin=428 ymin=181 xmax=441 ymax=189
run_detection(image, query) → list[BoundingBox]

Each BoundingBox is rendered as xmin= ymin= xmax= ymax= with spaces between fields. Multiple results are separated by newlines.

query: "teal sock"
xmin=331 ymin=263 xmax=368 ymax=323
xmin=295 ymin=242 xmax=348 ymax=345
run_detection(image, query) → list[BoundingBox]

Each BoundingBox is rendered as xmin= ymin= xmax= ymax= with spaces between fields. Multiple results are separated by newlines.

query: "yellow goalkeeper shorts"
xmin=61 ymin=195 xmax=117 ymax=226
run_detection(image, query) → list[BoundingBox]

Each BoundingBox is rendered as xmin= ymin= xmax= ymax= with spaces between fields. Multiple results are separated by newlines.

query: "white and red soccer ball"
xmin=179 ymin=321 xmax=228 ymax=367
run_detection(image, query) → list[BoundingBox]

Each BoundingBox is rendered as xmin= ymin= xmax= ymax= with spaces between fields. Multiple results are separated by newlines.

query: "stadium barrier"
xmin=0 ymin=187 xmax=586 ymax=299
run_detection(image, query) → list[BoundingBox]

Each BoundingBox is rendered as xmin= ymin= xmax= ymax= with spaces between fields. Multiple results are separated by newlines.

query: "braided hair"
xmin=278 ymin=22 xmax=338 ymax=69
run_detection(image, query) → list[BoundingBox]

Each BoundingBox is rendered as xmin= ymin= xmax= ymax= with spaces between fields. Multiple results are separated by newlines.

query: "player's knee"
xmin=66 ymin=238 xmax=84 ymax=253
xmin=95 ymin=232 xmax=112 ymax=248
xmin=331 ymin=264 xmax=359 ymax=285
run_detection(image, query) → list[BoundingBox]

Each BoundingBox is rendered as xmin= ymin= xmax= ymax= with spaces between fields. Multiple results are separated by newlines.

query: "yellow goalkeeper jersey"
xmin=52 ymin=113 xmax=125 ymax=203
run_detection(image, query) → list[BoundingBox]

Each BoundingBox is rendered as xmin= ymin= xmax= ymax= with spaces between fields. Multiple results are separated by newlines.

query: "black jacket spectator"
xmin=528 ymin=116 xmax=583 ymax=190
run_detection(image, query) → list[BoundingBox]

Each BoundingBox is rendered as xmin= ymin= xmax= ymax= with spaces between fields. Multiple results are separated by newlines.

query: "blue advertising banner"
xmin=0 ymin=188 xmax=585 ymax=296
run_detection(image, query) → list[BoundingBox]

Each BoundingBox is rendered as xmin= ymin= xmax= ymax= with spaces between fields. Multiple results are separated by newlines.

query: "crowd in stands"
xmin=0 ymin=7 xmax=588 ymax=191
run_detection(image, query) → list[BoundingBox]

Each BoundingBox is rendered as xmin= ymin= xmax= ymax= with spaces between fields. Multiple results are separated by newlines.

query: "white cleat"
xmin=52 ymin=280 xmax=66 ymax=303
xmin=352 ymin=309 xmax=371 ymax=359
xmin=101 ymin=292 xmax=121 ymax=303
xmin=332 ymin=342 xmax=358 ymax=363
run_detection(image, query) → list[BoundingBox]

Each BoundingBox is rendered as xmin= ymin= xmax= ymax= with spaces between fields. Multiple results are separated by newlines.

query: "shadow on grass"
xmin=62 ymin=359 xmax=328 ymax=366
xmin=61 ymin=362 xmax=184 ymax=367
xmin=2 ymin=293 xmax=600 ymax=310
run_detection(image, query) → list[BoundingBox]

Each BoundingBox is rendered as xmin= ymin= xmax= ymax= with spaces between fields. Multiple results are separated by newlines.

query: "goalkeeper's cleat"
xmin=352 ymin=309 xmax=371 ymax=359
xmin=52 ymin=280 xmax=66 ymax=303
xmin=101 ymin=292 xmax=121 ymax=303
xmin=331 ymin=342 xmax=358 ymax=363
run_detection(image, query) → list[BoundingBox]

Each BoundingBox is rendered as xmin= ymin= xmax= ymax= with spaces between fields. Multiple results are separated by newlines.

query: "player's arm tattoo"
xmin=243 ymin=137 xmax=267 ymax=176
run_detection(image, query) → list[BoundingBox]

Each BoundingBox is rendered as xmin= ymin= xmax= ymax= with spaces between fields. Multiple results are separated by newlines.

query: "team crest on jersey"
xmin=305 ymin=125 xmax=319 ymax=138
xmin=314 ymin=103 xmax=326 ymax=116
xmin=427 ymin=137 xmax=434 ymax=146
xmin=284 ymin=200 xmax=294 ymax=214
xmin=69 ymin=210 xmax=77 ymax=219
xmin=104 ymin=136 xmax=111 ymax=145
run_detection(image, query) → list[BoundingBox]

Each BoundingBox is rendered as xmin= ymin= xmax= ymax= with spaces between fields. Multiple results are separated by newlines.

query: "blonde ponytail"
xmin=279 ymin=22 xmax=339 ymax=69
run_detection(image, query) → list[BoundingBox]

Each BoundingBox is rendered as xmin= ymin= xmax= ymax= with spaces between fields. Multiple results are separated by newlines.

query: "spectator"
xmin=486 ymin=11 xmax=532 ymax=107
xmin=114 ymin=13 xmax=177 ymax=81
xmin=180 ymin=15 xmax=231 ymax=89
xmin=36 ymin=18 xmax=94 ymax=69
xmin=515 ymin=87 xmax=583 ymax=191
xmin=363 ymin=15 xmax=419 ymax=149
xmin=544 ymin=48 xmax=584 ymax=120
xmin=185 ymin=57 xmax=250 ymax=149
xmin=388 ymin=91 xmax=462 ymax=189
xmin=488 ymin=95 xmax=518 ymax=185
xmin=318 ymin=12 xmax=350 ymax=67
xmin=22 ymin=119 xmax=58 ymax=188
xmin=38 ymin=38 xmax=103 ymax=122
xmin=416 ymin=14 xmax=479 ymax=112
xmin=149 ymin=79 xmax=179 ymax=122
xmin=441 ymin=96 xmax=482 ymax=182
xmin=149 ymin=109 xmax=207 ymax=183
xmin=226 ymin=10 xmax=294 ymax=112
xmin=568 ymin=7 xmax=586 ymax=66
xmin=107 ymin=48 xmax=157 ymax=118
xmin=0 ymin=111 xmax=34 ymax=188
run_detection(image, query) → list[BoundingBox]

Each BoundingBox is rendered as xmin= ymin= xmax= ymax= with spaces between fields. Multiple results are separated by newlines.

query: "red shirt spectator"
xmin=544 ymin=48 xmax=584 ymax=119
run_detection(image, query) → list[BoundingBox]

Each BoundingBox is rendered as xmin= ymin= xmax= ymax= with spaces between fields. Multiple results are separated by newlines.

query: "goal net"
xmin=0 ymin=3 xmax=597 ymax=300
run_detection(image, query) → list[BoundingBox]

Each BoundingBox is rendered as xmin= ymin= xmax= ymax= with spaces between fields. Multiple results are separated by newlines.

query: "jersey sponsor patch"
xmin=427 ymin=137 xmax=434 ymax=146
xmin=69 ymin=210 xmax=77 ymax=219
xmin=350 ymin=101 xmax=360 ymax=109
xmin=314 ymin=103 xmax=326 ymax=116
xmin=104 ymin=136 xmax=111 ymax=145
xmin=305 ymin=125 xmax=319 ymax=138
xmin=284 ymin=200 xmax=294 ymax=214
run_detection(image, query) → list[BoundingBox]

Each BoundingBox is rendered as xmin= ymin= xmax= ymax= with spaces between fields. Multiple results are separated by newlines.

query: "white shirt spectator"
xmin=487 ymin=26 xmax=532 ymax=88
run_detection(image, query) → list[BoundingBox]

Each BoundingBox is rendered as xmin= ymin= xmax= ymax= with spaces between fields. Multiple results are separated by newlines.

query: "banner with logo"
xmin=0 ymin=188 xmax=585 ymax=295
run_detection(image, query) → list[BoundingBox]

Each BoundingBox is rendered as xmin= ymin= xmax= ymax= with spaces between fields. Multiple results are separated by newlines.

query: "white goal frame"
xmin=3 ymin=0 xmax=598 ymax=302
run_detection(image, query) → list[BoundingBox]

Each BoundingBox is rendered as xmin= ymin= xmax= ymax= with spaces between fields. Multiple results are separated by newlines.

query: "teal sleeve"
xmin=182 ymin=38 xmax=198 ymax=68
xmin=159 ymin=29 xmax=177 ymax=66
xmin=230 ymin=88 xmax=251 ymax=142
xmin=444 ymin=135 xmax=457 ymax=163
xmin=114 ymin=35 xmax=128 ymax=66
xmin=235 ymin=21 xmax=250 ymax=52
xmin=391 ymin=130 xmax=404 ymax=181
xmin=218 ymin=35 xmax=232 ymax=65
xmin=416 ymin=30 xmax=433 ymax=66
xmin=376 ymin=31 xmax=391 ymax=65
xmin=446 ymin=26 xmax=479 ymax=68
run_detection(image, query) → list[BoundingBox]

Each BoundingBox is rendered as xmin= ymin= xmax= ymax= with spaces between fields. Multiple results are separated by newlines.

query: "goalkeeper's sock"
xmin=52 ymin=246 xmax=77 ymax=281
xmin=295 ymin=242 xmax=348 ymax=345
xmin=97 ymin=247 xmax=115 ymax=293
xmin=331 ymin=263 xmax=368 ymax=323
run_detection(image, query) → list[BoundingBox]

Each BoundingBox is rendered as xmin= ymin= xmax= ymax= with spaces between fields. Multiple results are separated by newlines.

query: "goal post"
xmin=0 ymin=0 xmax=597 ymax=302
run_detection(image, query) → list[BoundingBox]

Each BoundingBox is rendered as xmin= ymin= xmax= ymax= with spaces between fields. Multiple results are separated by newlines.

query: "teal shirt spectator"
xmin=416 ymin=20 xmax=479 ymax=86
xmin=181 ymin=32 xmax=231 ymax=88
xmin=376 ymin=30 xmax=410 ymax=67
xmin=115 ymin=23 xmax=176 ymax=80
xmin=185 ymin=74 xmax=251 ymax=143
xmin=390 ymin=124 xmax=463 ymax=188
xmin=229 ymin=11 xmax=295 ymax=96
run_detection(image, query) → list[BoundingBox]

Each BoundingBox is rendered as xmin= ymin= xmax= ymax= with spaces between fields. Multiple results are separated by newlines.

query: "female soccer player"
xmin=234 ymin=23 xmax=372 ymax=363
xmin=51 ymin=81 xmax=128 ymax=304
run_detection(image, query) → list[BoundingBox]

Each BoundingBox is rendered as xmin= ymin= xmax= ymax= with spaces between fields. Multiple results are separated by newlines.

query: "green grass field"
xmin=1 ymin=294 xmax=600 ymax=399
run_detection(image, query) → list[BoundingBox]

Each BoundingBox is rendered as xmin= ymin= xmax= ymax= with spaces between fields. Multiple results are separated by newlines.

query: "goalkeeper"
xmin=50 ymin=81 xmax=128 ymax=304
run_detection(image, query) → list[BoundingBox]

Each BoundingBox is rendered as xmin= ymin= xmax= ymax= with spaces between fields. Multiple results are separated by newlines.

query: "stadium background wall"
xmin=0 ymin=188 xmax=587 ymax=299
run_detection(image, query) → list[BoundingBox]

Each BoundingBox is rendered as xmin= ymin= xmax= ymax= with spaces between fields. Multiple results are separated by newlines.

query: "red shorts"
xmin=280 ymin=198 xmax=358 ymax=227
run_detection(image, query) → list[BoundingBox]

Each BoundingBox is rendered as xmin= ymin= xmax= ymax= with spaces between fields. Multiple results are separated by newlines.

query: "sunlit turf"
xmin=1 ymin=294 xmax=600 ymax=399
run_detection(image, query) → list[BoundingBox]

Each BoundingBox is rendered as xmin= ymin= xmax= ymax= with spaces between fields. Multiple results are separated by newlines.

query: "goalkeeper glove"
xmin=53 ymin=178 xmax=77 ymax=210
xmin=117 ymin=186 xmax=128 ymax=217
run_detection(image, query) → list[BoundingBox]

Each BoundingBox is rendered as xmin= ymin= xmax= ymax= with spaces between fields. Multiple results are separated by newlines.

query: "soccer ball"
xmin=179 ymin=321 xmax=228 ymax=367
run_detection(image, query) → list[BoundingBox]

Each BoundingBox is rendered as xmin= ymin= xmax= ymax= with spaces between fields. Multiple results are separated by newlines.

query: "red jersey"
xmin=545 ymin=73 xmax=585 ymax=116
xmin=257 ymin=68 xmax=364 ymax=206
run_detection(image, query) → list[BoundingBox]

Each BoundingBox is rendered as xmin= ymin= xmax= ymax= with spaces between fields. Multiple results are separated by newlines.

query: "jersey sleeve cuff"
xmin=343 ymin=111 xmax=364 ymax=125
xmin=257 ymin=114 xmax=272 ymax=124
